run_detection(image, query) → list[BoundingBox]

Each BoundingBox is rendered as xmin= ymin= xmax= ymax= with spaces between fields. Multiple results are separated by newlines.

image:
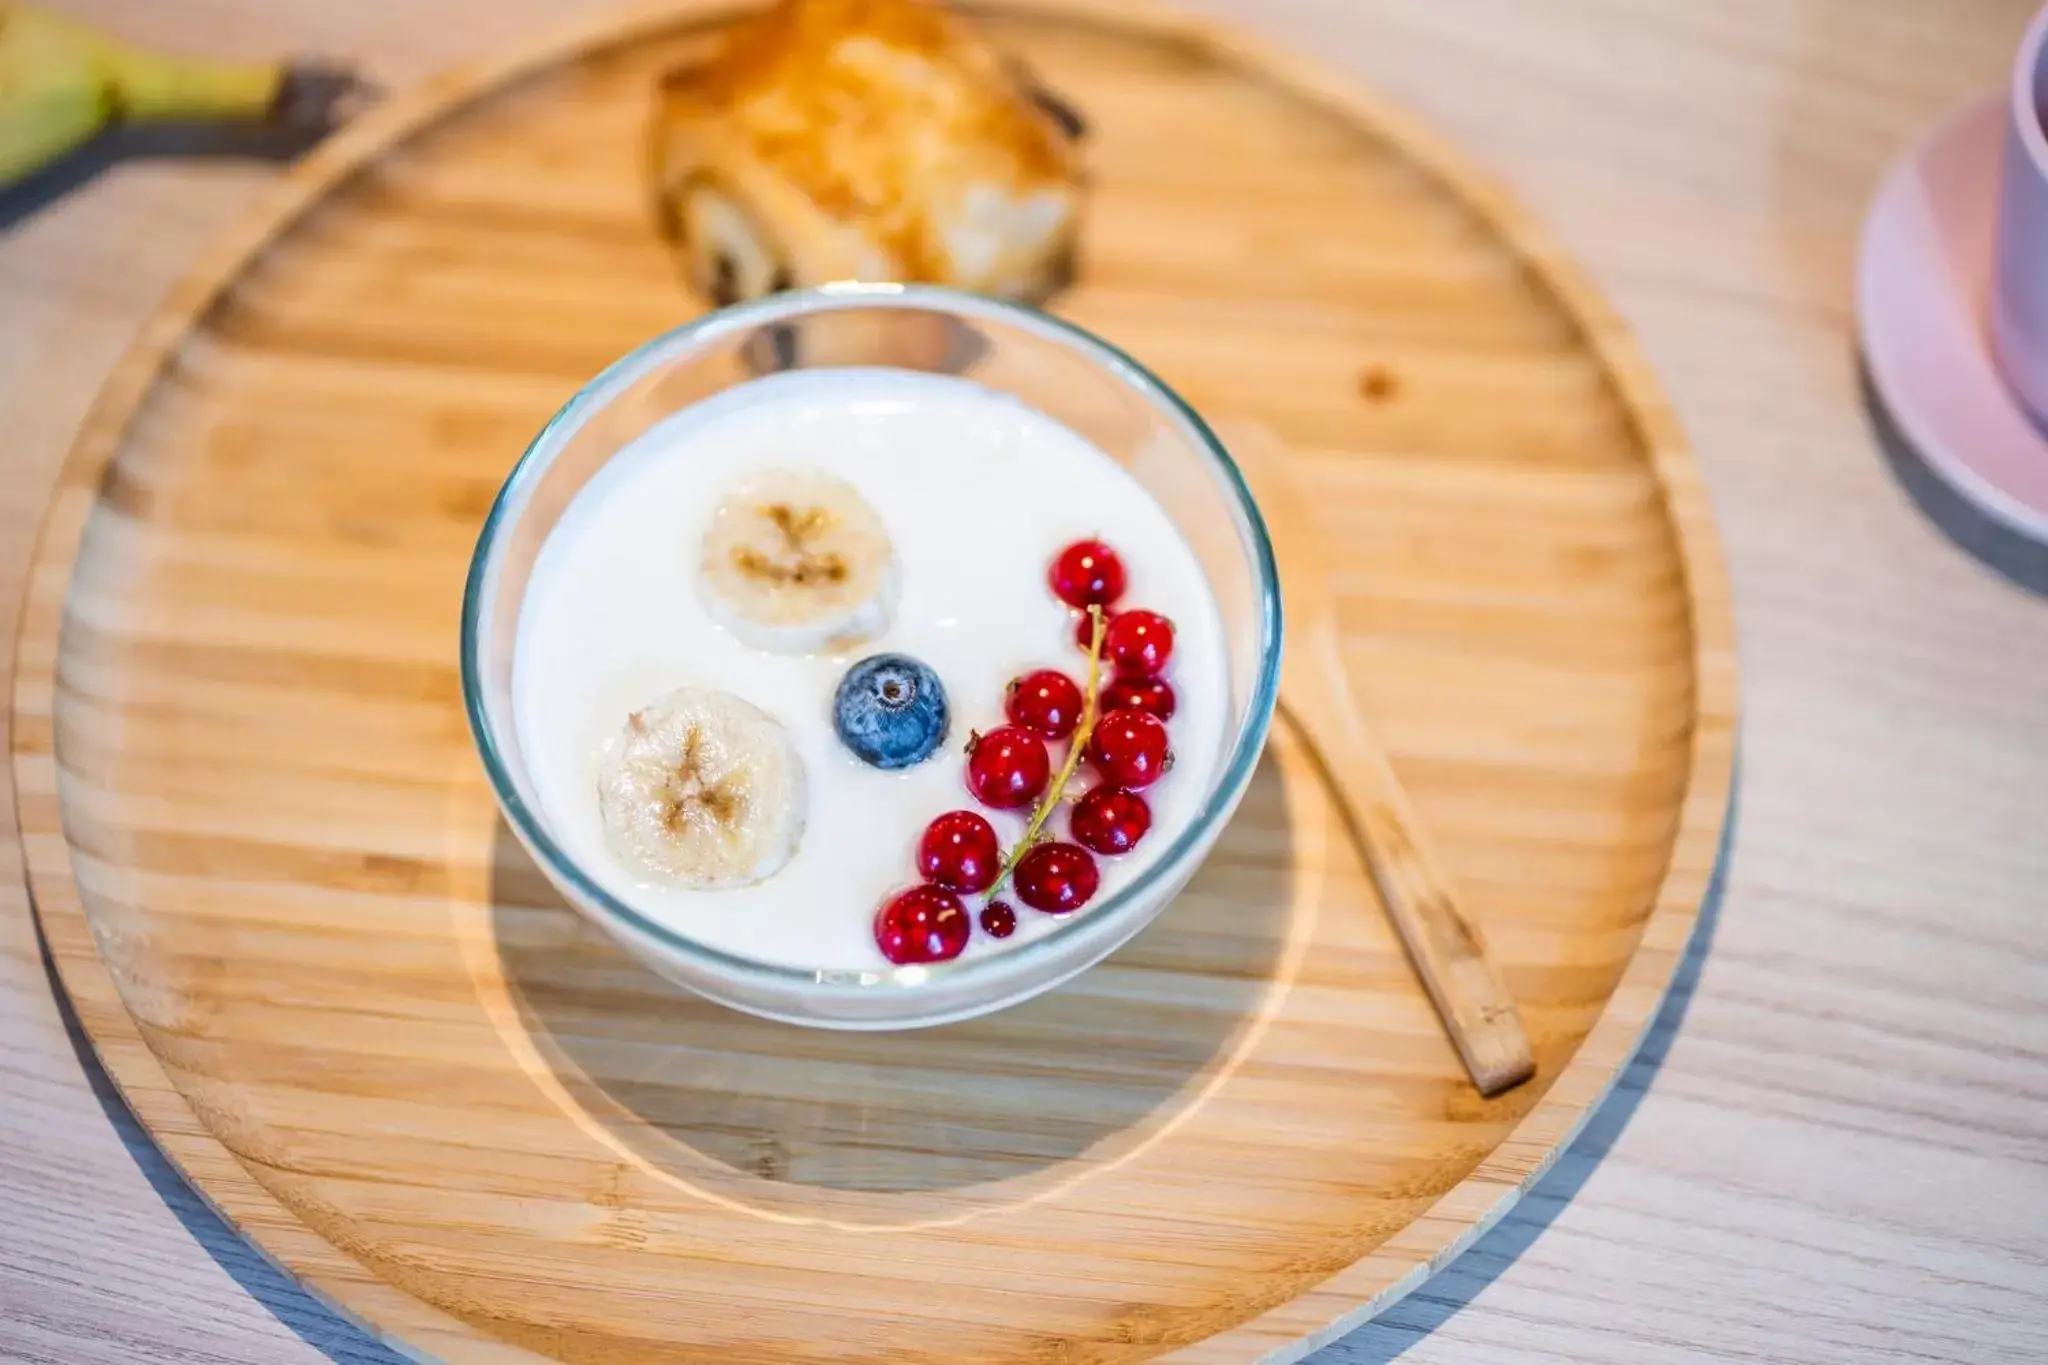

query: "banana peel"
xmin=0 ymin=2 xmax=370 ymax=188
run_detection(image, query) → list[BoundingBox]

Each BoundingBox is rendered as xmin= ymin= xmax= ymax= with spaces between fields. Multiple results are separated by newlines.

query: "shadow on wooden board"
xmin=36 ymin=778 xmax=1738 ymax=1364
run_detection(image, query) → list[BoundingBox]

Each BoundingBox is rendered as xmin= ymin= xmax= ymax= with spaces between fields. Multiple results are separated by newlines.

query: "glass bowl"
xmin=462 ymin=284 xmax=1281 ymax=1029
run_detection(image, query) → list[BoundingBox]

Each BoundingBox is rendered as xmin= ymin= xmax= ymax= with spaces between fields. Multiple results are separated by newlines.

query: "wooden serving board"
xmin=10 ymin=1 xmax=1736 ymax=1360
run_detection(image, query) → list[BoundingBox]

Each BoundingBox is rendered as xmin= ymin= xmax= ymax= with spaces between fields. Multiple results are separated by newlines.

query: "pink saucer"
xmin=1858 ymin=94 xmax=2048 ymax=542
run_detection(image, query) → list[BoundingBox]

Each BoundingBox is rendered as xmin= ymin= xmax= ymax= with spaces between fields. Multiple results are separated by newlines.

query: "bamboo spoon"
xmin=1219 ymin=421 xmax=1536 ymax=1096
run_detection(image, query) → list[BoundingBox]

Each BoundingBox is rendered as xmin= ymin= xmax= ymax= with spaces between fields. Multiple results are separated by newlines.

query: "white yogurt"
xmin=514 ymin=368 xmax=1228 ymax=970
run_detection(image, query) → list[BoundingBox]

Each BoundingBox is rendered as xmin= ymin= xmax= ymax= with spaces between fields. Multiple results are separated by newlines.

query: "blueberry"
xmin=833 ymin=654 xmax=949 ymax=770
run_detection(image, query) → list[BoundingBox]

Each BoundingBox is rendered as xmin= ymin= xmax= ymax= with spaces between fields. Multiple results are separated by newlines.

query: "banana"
xmin=699 ymin=467 xmax=899 ymax=654
xmin=597 ymin=686 xmax=808 ymax=889
xmin=0 ymin=3 xmax=369 ymax=189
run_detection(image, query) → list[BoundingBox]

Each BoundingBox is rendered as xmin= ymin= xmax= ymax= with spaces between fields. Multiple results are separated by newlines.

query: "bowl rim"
xmin=460 ymin=282 xmax=1283 ymax=1002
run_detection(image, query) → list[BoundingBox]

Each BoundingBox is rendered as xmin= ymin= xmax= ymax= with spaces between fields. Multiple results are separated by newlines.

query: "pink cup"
xmin=1991 ymin=5 xmax=2048 ymax=424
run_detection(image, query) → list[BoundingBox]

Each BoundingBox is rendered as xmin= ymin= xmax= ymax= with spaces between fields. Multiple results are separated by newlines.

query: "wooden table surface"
xmin=3 ymin=1 xmax=2045 ymax=1361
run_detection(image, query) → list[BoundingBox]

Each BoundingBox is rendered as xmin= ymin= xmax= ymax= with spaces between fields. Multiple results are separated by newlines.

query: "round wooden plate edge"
xmin=6 ymin=1 xmax=1739 ymax=1361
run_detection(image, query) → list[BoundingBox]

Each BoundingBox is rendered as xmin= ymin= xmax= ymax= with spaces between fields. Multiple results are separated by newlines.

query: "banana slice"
xmin=699 ymin=467 xmax=899 ymax=653
xmin=597 ymin=686 xmax=806 ymax=889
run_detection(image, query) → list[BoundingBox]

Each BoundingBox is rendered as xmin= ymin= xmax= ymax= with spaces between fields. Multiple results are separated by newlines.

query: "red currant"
xmin=1100 ymin=674 xmax=1176 ymax=721
xmin=1070 ymin=786 xmax=1151 ymax=856
xmin=1074 ymin=609 xmax=1117 ymax=652
xmin=874 ymin=885 xmax=970 ymax=964
xmin=1088 ymin=707 xmax=1172 ymax=788
xmin=917 ymin=810 xmax=1000 ymax=894
xmin=1013 ymin=842 xmax=1100 ymax=915
xmin=1104 ymin=610 xmax=1174 ymax=677
xmin=980 ymin=900 xmax=1018 ymax=939
xmin=1005 ymin=669 xmax=1084 ymax=740
xmin=1048 ymin=539 xmax=1126 ymax=610
xmin=965 ymin=726 xmax=1051 ymax=809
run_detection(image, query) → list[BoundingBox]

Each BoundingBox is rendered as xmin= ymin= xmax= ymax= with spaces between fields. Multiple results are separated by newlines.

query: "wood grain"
xmin=7 ymin=2 xmax=1732 ymax=1360
xmin=3 ymin=2 xmax=2045 ymax=1365
xmin=1224 ymin=420 xmax=1534 ymax=1099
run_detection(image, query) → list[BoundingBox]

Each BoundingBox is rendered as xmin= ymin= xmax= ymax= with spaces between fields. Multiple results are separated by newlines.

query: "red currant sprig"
xmin=979 ymin=602 xmax=1110 ymax=900
xmin=883 ymin=537 xmax=1174 ymax=962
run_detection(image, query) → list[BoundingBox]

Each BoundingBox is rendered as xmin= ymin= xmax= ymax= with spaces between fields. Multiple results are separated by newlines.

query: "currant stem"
xmin=990 ymin=605 xmax=1106 ymax=894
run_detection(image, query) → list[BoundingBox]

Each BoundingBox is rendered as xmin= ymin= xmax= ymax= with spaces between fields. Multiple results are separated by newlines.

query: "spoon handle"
xmin=1282 ymin=649 xmax=1537 ymax=1097
xmin=1224 ymin=423 xmax=1536 ymax=1097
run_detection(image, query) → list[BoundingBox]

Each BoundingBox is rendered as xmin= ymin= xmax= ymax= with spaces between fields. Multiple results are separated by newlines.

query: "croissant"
xmin=650 ymin=0 xmax=1087 ymax=306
